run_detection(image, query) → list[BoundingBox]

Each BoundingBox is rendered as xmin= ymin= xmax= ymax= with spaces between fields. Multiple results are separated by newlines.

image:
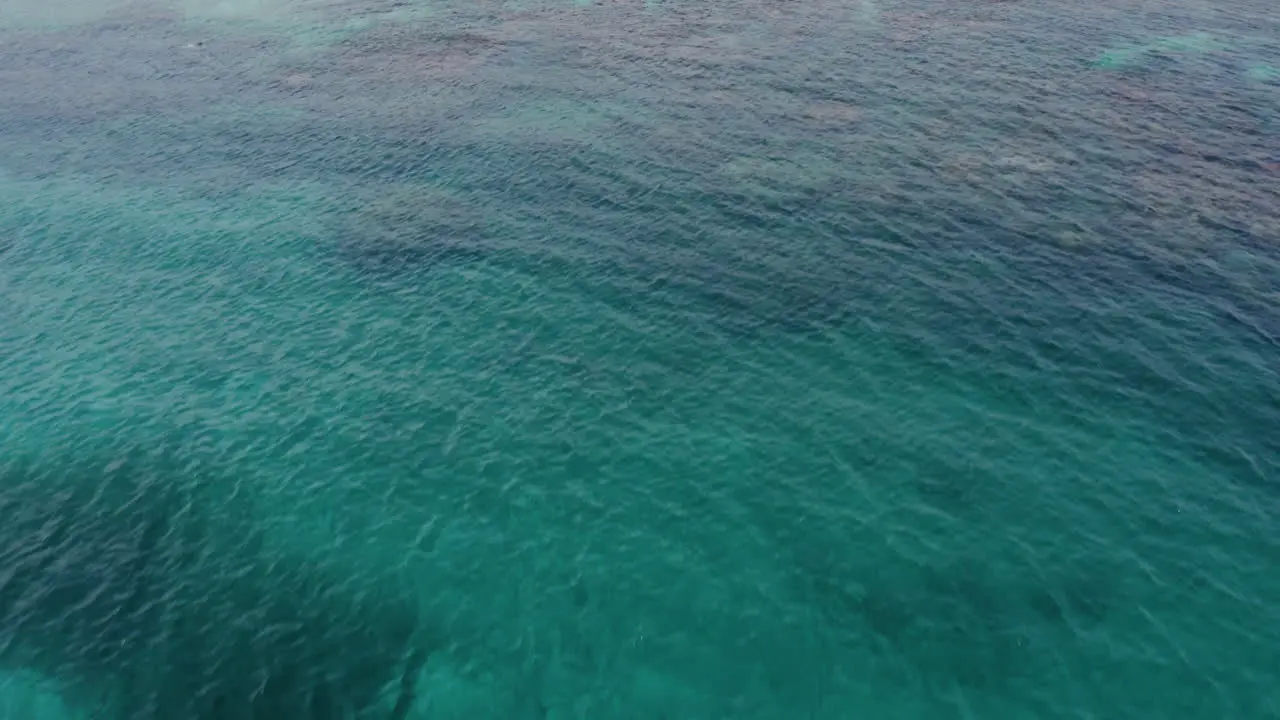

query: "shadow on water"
xmin=0 ymin=448 xmax=434 ymax=719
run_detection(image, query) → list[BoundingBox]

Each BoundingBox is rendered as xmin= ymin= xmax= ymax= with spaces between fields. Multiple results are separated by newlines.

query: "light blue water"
xmin=1 ymin=0 xmax=1278 ymax=718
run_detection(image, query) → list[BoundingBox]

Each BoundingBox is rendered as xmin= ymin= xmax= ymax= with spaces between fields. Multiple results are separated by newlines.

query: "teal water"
xmin=1 ymin=0 xmax=1278 ymax=718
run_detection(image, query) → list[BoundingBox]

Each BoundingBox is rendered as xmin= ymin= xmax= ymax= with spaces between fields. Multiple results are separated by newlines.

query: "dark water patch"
xmin=800 ymin=556 xmax=1045 ymax=693
xmin=274 ymin=132 xmax=862 ymax=335
xmin=1023 ymin=575 xmax=1110 ymax=629
xmin=802 ymin=179 xmax=1280 ymax=482
xmin=309 ymin=19 xmax=510 ymax=91
xmin=0 ymin=448 xmax=433 ymax=719
xmin=325 ymin=181 xmax=490 ymax=277
xmin=0 ymin=16 xmax=291 ymax=127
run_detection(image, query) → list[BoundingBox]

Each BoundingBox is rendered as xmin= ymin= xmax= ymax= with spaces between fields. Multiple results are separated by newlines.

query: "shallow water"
xmin=1 ymin=0 xmax=1278 ymax=718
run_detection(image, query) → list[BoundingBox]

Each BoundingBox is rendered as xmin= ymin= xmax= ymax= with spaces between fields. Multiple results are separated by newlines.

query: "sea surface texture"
xmin=1 ymin=0 xmax=1278 ymax=718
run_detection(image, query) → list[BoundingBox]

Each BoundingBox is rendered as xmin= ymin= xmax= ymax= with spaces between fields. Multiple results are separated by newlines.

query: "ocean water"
xmin=1 ymin=0 xmax=1278 ymax=718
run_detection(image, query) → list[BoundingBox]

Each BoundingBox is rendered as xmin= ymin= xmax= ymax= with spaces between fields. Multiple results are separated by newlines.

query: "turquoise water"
xmin=1 ymin=0 xmax=1278 ymax=717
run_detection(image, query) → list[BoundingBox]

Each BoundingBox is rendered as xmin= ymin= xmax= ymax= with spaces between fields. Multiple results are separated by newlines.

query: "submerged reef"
xmin=0 ymin=451 xmax=431 ymax=719
xmin=328 ymin=182 xmax=489 ymax=276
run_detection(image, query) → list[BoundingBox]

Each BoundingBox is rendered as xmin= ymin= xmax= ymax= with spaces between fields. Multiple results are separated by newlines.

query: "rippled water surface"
xmin=1 ymin=0 xmax=1278 ymax=717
